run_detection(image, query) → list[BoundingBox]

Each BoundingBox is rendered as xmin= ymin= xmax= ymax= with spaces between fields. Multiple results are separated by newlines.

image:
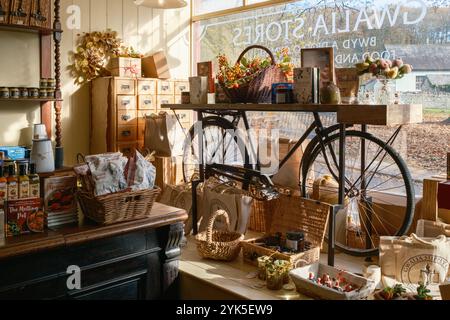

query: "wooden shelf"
xmin=0 ymin=24 xmax=62 ymax=35
xmin=164 ymin=103 xmax=423 ymax=126
xmin=0 ymin=97 xmax=62 ymax=102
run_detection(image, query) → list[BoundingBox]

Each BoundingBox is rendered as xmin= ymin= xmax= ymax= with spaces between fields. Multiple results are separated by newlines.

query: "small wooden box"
xmin=0 ymin=0 xmax=11 ymax=24
xmin=109 ymin=57 xmax=142 ymax=78
xmin=242 ymin=195 xmax=331 ymax=267
xmin=29 ymin=0 xmax=51 ymax=29
xmin=142 ymin=51 xmax=171 ymax=79
xmin=9 ymin=0 xmax=32 ymax=26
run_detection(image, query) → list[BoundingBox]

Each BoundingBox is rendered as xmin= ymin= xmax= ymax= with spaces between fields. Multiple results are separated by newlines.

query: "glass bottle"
xmin=28 ymin=163 xmax=40 ymax=199
xmin=7 ymin=165 xmax=18 ymax=201
xmin=320 ymin=82 xmax=342 ymax=105
xmin=374 ymin=78 xmax=396 ymax=105
xmin=0 ymin=166 xmax=7 ymax=203
xmin=18 ymin=164 xmax=30 ymax=199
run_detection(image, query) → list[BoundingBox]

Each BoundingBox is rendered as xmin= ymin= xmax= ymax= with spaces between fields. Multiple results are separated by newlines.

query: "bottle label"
xmin=20 ymin=181 xmax=30 ymax=199
xmin=8 ymin=182 xmax=18 ymax=200
xmin=30 ymin=183 xmax=40 ymax=198
xmin=0 ymin=182 xmax=7 ymax=201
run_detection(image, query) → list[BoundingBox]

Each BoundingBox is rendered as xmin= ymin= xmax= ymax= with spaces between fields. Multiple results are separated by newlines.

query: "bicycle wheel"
xmin=300 ymin=130 xmax=415 ymax=257
xmin=183 ymin=116 xmax=250 ymax=183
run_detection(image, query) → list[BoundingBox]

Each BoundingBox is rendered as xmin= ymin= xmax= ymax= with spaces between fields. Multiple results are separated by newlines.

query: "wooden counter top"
xmin=0 ymin=203 xmax=188 ymax=261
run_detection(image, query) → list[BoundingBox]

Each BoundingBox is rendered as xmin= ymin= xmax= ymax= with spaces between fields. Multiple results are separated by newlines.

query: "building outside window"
xmin=192 ymin=0 xmax=450 ymax=192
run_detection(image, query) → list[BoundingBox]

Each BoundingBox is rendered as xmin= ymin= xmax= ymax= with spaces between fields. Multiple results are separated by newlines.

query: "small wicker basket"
xmin=196 ymin=210 xmax=244 ymax=262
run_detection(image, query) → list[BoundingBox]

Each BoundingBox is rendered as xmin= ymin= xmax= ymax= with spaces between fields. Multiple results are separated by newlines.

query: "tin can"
xmin=46 ymin=89 xmax=55 ymax=99
xmin=47 ymin=79 xmax=56 ymax=89
xmin=28 ymin=88 xmax=40 ymax=98
xmin=9 ymin=88 xmax=20 ymax=99
xmin=39 ymin=88 xmax=48 ymax=98
xmin=40 ymin=79 xmax=48 ymax=88
xmin=0 ymin=87 xmax=9 ymax=98
xmin=19 ymin=88 xmax=29 ymax=98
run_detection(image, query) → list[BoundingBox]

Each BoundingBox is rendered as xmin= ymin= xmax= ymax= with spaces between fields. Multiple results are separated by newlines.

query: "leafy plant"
xmin=416 ymin=282 xmax=433 ymax=300
xmin=217 ymin=48 xmax=293 ymax=89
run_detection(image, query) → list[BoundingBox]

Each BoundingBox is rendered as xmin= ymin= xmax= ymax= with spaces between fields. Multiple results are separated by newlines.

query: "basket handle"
xmin=77 ymin=153 xmax=86 ymax=164
xmin=237 ymin=45 xmax=276 ymax=66
xmin=206 ymin=210 xmax=231 ymax=244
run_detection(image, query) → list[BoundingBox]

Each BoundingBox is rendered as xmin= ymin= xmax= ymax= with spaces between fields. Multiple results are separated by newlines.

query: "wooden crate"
xmin=0 ymin=0 xmax=11 ymax=24
xmin=29 ymin=0 xmax=51 ymax=29
xmin=9 ymin=0 xmax=32 ymax=26
xmin=337 ymin=104 xmax=423 ymax=126
xmin=242 ymin=195 xmax=332 ymax=267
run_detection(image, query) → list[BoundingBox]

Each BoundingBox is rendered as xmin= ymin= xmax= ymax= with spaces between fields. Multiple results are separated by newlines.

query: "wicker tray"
xmin=77 ymin=187 xmax=160 ymax=225
xmin=242 ymin=194 xmax=332 ymax=267
xmin=290 ymin=263 xmax=376 ymax=300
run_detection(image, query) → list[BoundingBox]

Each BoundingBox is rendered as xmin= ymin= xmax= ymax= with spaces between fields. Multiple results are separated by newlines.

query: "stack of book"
xmin=44 ymin=175 xmax=79 ymax=228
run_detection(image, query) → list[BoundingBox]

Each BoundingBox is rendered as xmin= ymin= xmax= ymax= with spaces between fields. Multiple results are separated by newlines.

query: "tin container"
xmin=28 ymin=88 xmax=40 ymax=98
xmin=46 ymin=89 xmax=55 ymax=99
xmin=47 ymin=79 xmax=56 ymax=89
xmin=19 ymin=88 xmax=29 ymax=98
xmin=9 ymin=88 xmax=20 ymax=99
xmin=0 ymin=87 xmax=9 ymax=98
xmin=181 ymin=92 xmax=191 ymax=104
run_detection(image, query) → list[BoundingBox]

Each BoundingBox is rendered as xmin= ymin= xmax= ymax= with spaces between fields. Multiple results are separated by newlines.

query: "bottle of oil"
xmin=0 ymin=166 xmax=7 ymax=204
xmin=28 ymin=163 xmax=40 ymax=198
xmin=7 ymin=165 xmax=18 ymax=201
xmin=18 ymin=164 xmax=30 ymax=199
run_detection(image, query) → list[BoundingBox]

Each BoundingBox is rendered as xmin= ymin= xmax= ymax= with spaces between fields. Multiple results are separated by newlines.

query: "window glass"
xmin=193 ymin=0 xmax=243 ymax=16
xmin=193 ymin=0 xmax=450 ymax=187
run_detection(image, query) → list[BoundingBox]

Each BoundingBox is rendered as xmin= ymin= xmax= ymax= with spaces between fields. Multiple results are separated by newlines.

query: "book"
xmin=197 ymin=61 xmax=215 ymax=93
xmin=6 ymin=198 xmax=44 ymax=237
xmin=335 ymin=68 xmax=360 ymax=104
xmin=293 ymin=68 xmax=320 ymax=104
xmin=44 ymin=175 xmax=78 ymax=218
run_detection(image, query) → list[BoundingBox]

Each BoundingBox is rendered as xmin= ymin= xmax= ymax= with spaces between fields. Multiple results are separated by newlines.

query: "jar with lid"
xmin=28 ymin=88 xmax=40 ymax=98
xmin=46 ymin=89 xmax=55 ymax=99
xmin=19 ymin=88 xmax=29 ymax=98
xmin=0 ymin=87 xmax=9 ymax=98
xmin=47 ymin=79 xmax=56 ymax=89
xmin=39 ymin=88 xmax=48 ymax=98
xmin=286 ymin=231 xmax=305 ymax=252
xmin=40 ymin=79 xmax=48 ymax=88
xmin=9 ymin=88 xmax=20 ymax=99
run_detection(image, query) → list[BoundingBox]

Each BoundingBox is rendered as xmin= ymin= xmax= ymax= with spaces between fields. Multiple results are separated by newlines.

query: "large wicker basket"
xmin=77 ymin=187 xmax=161 ymax=225
xmin=196 ymin=210 xmax=244 ymax=261
xmin=221 ymin=45 xmax=287 ymax=104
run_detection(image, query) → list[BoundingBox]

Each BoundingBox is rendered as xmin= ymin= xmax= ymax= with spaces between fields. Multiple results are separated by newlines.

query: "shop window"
xmin=416 ymin=76 xmax=427 ymax=91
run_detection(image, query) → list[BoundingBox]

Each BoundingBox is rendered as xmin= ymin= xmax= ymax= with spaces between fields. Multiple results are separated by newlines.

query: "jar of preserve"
xmin=9 ymin=88 xmax=20 ymax=99
xmin=19 ymin=88 xmax=29 ymax=98
xmin=46 ymin=89 xmax=55 ymax=99
xmin=28 ymin=88 xmax=40 ymax=98
xmin=0 ymin=87 xmax=9 ymax=98
xmin=47 ymin=79 xmax=56 ymax=89
xmin=39 ymin=88 xmax=48 ymax=98
xmin=40 ymin=79 xmax=48 ymax=88
xmin=286 ymin=231 xmax=305 ymax=252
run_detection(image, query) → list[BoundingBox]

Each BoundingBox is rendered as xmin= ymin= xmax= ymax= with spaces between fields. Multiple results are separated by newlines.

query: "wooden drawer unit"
xmin=117 ymin=95 xmax=136 ymax=110
xmin=138 ymin=110 xmax=156 ymax=125
xmin=175 ymin=110 xmax=192 ymax=124
xmin=117 ymin=125 xmax=137 ymax=142
xmin=138 ymin=123 xmax=146 ymax=141
xmin=116 ymin=79 xmax=135 ymax=95
xmin=174 ymin=81 xmax=189 ymax=95
xmin=138 ymin=95 xmax=156 ymax=110
xmin=158 ymin=80 xmax=174 ymax=95
xmin=118 ymin=110 xmax=137 ymax=126
xmin=157 ymin=95 xmax=175 ymax=109
xmin=138 ymin=79 xmax=157 ymax=95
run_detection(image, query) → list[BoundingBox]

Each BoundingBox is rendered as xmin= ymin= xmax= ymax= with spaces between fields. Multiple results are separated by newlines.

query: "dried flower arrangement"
xmin=217 ymin=47 xmax=293 ymax=90
xmin=355 ymin=56 xmax=413 ymax=80
xmin=70 ymin=30 xmax=143 ymax=85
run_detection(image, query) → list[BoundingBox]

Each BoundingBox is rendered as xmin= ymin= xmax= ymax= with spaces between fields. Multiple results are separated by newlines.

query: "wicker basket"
xmin=196 ymin=210 xmax=244 ymax=261
xmin=77 ymin=187 xmax=161 ymax=225
xmin=242 ymin=193 xmax=332 ymax=267
xmin=248 ymin=199 xmax=276 ymax=233
xmin=221 ymin=45 xmax=287 ymax=104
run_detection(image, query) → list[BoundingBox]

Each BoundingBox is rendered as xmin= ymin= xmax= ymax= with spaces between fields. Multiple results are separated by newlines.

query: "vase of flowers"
xmin=217 ymin=45 xmax=293 ymax=103
xmin=355 ymin=57 xmax=412 ymax=105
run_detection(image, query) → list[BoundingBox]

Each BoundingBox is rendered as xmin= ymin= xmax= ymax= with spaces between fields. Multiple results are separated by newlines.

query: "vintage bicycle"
xmin=167 ymin=103 xmax=422 ymax=261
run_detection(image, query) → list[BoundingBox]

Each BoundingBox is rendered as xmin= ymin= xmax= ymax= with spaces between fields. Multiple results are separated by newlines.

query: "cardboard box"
xmin=142 ymin=51 xmax=171 ymax=79
xmin=109 ymin=57 xmax=142 ymax=78
xmin=6 ymin=198 xmax=44 ymax=237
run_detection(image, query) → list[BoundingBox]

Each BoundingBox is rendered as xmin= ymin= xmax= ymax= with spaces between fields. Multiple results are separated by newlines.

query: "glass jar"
xmin=266 ymin=267 xmax=284 ymax=291
xmin=9 ymin=88 xmax=20 ymax=99
xmin=257 ymin=256 xmax=272 ymax=281
xmin=0 ymin=87 xmax=9 ymax=98
xmin=374 ymin=78 xmax=396 ymax=105
xmin=39 ymin=88 xmax=48 ymax=98
xmin=47 ymin=79 xmax=56 ymax=89
xmin=320 ymin=82 xmax=341 ymax=104
xmin=274 ymin=260 xmax=292 ymax=284
xmin=19 ymin=88 xmax=29 ymax=98
xmin=28 ymin=88 xmax=40 ymax=98
xmin=40 ymin=79 xmax=48 ymax=88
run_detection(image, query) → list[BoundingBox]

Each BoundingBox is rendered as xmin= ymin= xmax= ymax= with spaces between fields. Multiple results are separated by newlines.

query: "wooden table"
xmin=0 ymin=203 xmax=187 ymax=300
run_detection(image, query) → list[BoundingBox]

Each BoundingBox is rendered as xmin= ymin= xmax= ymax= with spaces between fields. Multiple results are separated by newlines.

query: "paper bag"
xmin=144 ymin=112 xmax=184 ymax=157
xmin=416 ymin=220 xmax=450 ymax=238
xmin=380 ymin=234 xmax=450 ymax=286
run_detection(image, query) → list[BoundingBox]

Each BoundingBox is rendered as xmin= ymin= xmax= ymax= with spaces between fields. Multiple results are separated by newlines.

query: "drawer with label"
xmin=116 ymin=79 xmax=135 ymax=95
xmin=138 ymin=79 xmax=157 ymax=95
xmin=175 ymin=110 xmax=192 ymax=123
xmin=117 ymin=96 xmax=136 ymax=110
xmin=138 ymin=95 xmax=156 ymax=110
xmin=117 ymin=125 xmax=137 ymax=142
xmin=174 ymin=81 xmax=189 ymax=95
xmin=117 ymin=110 xmax=137 ymax=125
xmin=157 ymin=95 xmax=175 ymax=109
xmin=158 ymin=80 xmax=174 ymax=95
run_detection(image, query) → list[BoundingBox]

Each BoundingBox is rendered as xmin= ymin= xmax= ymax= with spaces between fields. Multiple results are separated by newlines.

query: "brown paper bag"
xmin=380 ymin=234 xmax=450 ymax=286
xmin=144 ymin=112 xmax=184 ymax=157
